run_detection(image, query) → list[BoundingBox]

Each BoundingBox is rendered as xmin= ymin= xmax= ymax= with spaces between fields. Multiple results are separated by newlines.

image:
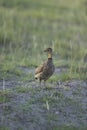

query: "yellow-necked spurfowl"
xmin=35 ymin=48 xmax=55 ymax=86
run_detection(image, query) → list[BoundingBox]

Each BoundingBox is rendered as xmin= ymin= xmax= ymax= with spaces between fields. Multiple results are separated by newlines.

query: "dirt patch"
xmin=0 ymin=67 xmax=87 ymax=130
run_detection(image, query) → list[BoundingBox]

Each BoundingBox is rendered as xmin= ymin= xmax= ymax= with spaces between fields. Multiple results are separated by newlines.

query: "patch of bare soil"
xmin=0 ymin=67 xmax=87 ymax=130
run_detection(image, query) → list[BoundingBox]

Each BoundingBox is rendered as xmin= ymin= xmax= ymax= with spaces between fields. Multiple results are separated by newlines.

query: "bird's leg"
xmin=39 ymin=79 xmax=41 ymax=87
xmin=44 ymin=80 xmax=46 ymax=87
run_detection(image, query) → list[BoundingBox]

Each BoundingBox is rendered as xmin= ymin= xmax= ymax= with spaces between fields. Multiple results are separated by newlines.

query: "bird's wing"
xmin=35 ymin=63 xmax=46 ymax=74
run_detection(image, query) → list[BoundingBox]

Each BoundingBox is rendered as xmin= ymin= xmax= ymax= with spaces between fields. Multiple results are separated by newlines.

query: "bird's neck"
xmin=48 ymin=53 xmax=52 ymax=60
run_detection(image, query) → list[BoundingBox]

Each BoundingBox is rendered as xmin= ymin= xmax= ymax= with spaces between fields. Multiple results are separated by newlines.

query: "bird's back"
xmin=35 ymin=59 xmax=55 ymax=81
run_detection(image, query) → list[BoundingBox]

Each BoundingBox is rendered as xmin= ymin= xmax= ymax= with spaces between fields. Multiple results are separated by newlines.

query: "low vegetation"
xmin=0 ymin=0 xmax=87 ymax=80
xmin=0 ymin=0 xmax=87 ymax=130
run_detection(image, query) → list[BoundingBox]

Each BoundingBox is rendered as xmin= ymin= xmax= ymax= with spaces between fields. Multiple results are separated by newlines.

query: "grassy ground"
xmin=0 ymin=0 xmax=87 ymax=80
xmin=0 ymin=0 xmax=87 ymax=130
xmin=0 ymin=71 xmax=87 ymax=130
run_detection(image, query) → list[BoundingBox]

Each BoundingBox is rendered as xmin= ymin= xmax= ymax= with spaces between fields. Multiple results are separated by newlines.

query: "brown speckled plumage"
xmin=35 ymin=48 xmax=55 ymax=86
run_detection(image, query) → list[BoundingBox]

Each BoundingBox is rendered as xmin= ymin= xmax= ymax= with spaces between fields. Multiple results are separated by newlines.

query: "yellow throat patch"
xmin=48 ymin=53 xmax=52 ymax=58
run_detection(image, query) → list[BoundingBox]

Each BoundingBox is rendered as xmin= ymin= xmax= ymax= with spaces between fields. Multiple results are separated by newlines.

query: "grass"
xmin=0 ymin=1 xmax=87 ymax=128
xmin=0 ymin=0 xmax=87 ymax=81
xmin=0 ymin=89 xmax=11 ymax=103
xmin=0 ymin=126 xmax=9 ymax=130
xmin=15 ymin=85 xmax=34 ymax=93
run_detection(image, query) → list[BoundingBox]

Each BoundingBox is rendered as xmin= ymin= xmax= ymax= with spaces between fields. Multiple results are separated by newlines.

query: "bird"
xmin=35 ymin=47 xmax=55 ymax=86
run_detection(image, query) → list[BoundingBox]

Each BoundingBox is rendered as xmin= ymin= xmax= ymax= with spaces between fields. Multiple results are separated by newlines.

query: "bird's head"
xmin=44 ymin=48 xmax=52 ymax=53
xmin=44 ymin=48 xmax=52 ymax=58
